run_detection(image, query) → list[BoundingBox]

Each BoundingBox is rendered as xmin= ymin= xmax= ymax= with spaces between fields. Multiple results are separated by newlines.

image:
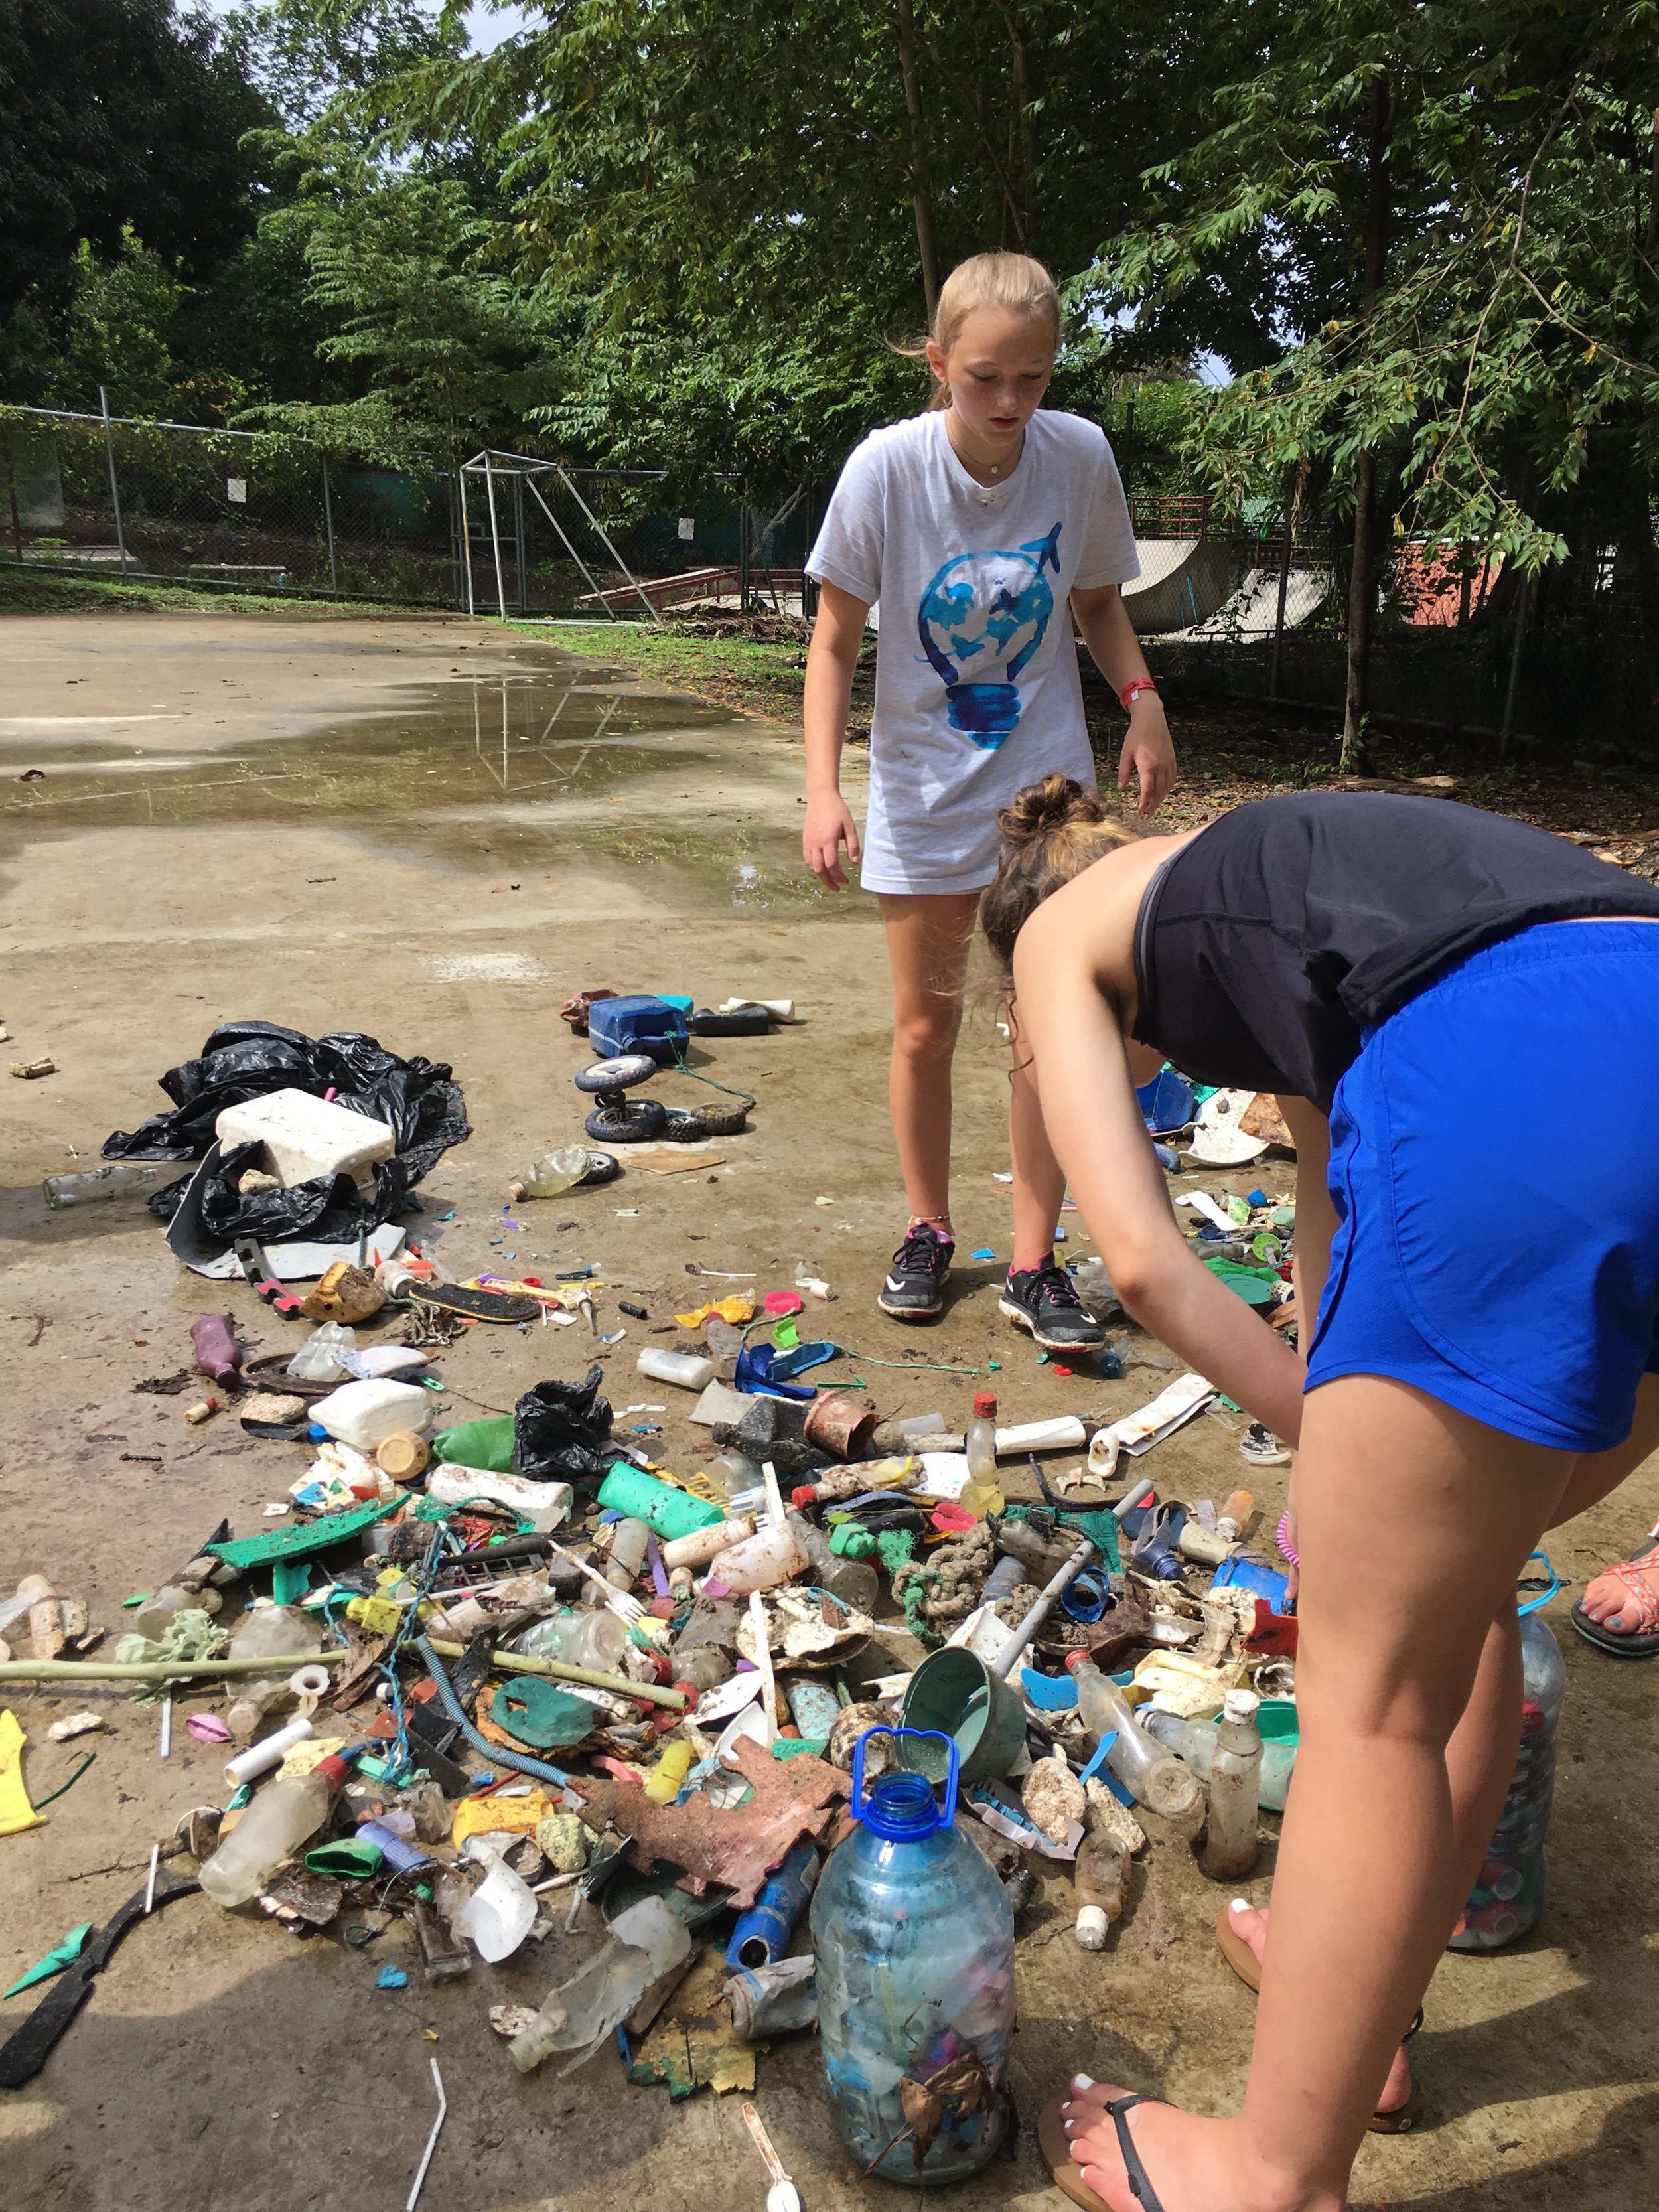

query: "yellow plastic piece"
xmin=1129 ymin=1650 xmax=1248 ymax=1718
xmin=278 ymin=1735 xmax=347 ymax=1779
xmin=450 ymin=1785 xmax=553 ymax=1846
xmin=674 ymin=1295 xmax=754 ymax=1328
xmin=0 ymin=1710 xmax=44 ymax=1836
xmin=346 ymin=1595 xmax=405 ymax=1637
xmin=642 ymin=1740 xmax=695 ymax=1804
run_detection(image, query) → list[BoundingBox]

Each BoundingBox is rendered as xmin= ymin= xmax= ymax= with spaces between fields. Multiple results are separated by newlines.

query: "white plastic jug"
xmin=706 ymin=1517 xmax=809 ymax=1592
xmin=309 ymin=1378 xmax=434 ymax=1449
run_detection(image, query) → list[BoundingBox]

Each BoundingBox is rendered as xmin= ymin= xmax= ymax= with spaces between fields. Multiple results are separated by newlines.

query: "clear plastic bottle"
xmin=1141 ymin=1708 xmax=1297 ymax=1812
xmin=131 ymin=1582 xmax=222 ymax=1641
xmin=1065 ymin=1655 xmax=1205 ymax=1833
xmin=703 ymin=1316 xmax=745 ymax=1376
xmin=1449 ymin=1610 xmax=1565 ymax=1950
xmin=603 ymin=1518 xmax=651 ymax=1591
xmin=786 ymin=1510 xmax=880 ymax=1612
xmin=514 ymin=1607 xmax=630 ymax=1677
xmin=811 ymin=1728 xmax=1015 ymax=2183
xmin=517 ymin=1147 xmax=591 ymax=1198
xmin=1201 ymin=1690 xmax=1263 ymax=1880
xmin=961 ymin=1392 xmax=1005 ymax=1521
xmin=198 ymin=1753 xmax=352 ymax=1907
xmin=42 ymin=1163 xmax=168 ymax=1209
xmin=636 ymin=1347 xmax=715 ymax=1391
xmin=224 ymin=1603 xmax=325 ymax=1741
xmin=1074 ymin=1828 xmax=1131 ymax=1948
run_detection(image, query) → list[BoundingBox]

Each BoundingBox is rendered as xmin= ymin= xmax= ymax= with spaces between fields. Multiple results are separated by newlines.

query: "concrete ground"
xmin=1 ymin=610 xmax=1656 ymax=2212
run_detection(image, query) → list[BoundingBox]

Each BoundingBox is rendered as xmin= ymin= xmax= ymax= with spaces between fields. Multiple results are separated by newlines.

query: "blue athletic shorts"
xmin=1305 ymin=920 xmax=1659 ymax=1453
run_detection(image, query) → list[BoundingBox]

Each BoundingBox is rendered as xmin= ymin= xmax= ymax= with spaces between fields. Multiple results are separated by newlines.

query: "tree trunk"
xmin=1340 ymin=73 xmax=1392 ymax=776
xmin=895 ymin=0 xmax=940 ymax=323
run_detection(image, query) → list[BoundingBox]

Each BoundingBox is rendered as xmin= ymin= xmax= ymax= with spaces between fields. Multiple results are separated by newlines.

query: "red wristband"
xmin=1119 ymin=678 xmax=1159 ymax=713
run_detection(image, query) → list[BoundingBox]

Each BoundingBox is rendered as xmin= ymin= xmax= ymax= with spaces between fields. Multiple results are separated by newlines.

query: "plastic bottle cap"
xmin=1222 ymin=1689 xmax=1261 ymax=1724
xmin=973 ymin=1393 xmax=997 ymax=1418
xmin=1064 ymin=1651 xmax=1098 ymax=1676
xmin=1075 ymin=1905 xmax=1109 ymax=1948
xmin=315 ymin=1753 xmax=353 ymax=1789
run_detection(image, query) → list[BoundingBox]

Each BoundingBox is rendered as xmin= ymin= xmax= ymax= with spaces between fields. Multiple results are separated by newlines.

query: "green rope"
xmin=33 ymin=1751 xmax=96 ymax=1808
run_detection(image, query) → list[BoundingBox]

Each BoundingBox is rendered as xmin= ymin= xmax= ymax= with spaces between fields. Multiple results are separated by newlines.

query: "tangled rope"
xmin=891 ymin=1522 xmax=997 ymax=1646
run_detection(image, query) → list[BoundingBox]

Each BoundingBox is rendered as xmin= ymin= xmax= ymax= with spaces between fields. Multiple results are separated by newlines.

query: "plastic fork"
xmin=543 ymin=1536 xmax=646 ymax=1625
xmin=741 ymin=2103 xmax=802 ymax=2212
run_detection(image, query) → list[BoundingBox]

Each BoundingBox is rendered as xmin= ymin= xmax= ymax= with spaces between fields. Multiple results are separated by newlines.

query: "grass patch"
xmin=508 ymin=618 xmax=876 ymax=724
xmin=0 ymin=563 xmax=408 ymax=618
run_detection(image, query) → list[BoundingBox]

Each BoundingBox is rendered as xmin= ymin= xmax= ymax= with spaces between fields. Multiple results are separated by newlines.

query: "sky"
xmin=461 ymin=3 xmax=533 ymax=50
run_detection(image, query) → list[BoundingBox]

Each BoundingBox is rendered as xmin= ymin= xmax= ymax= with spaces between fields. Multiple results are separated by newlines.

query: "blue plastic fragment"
xmin=970 ymin=1246 xmax=996 ymax=1260
xmin=1019 ymin=1666 xmax=1078 ymax=1711
xmin=1246 ymin=1188 xmax=1268 ymax=1208
xmin=376 ymin=1966 xmax=408 ymax=1990
xmin=1212 ymin=1554 xmax=1292 ymax=1611
xmin=1137 ymin=1068 xmax=1196 ymax=1136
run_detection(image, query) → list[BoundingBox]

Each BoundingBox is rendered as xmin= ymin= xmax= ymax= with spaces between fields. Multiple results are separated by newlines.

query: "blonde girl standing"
xmin=801 ymin=252 xmax=1176 ymax=1343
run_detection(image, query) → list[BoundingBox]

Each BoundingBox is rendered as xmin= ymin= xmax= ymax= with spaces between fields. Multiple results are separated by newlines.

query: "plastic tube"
xmin=416 ymin=1639 xmax=574 ymax=1788
xmin=224 ymin=1715 xmax=315 ymax=1787
xmin=424 ymin=1636 xmax=687 ymax=1712
xmin=0 ymin=1653 xmax=347 ymax=1683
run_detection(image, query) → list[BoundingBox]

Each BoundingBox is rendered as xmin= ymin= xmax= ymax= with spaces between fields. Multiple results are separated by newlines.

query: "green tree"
xmin=1084 ymin=0 xmax=1659 ymax=767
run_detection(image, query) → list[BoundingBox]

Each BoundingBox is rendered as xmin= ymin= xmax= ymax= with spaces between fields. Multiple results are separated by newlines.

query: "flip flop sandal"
xmin=1369 ymin=2010 xmax=1426 ymax=2134
xmin=1215 ymin=1909 xmax=1427 ymax=2134
xmin=1571 ymin=1536 xmax=1659 ymax=1657
xmin=1039 ymin=2092 xmax=1169 ymax=2212
xmin=406 ymin=1282 xmax=543 ymax=1324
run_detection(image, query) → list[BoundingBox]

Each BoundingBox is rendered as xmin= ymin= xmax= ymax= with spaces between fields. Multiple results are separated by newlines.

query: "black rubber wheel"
xmin=575 ymin=1053 xmax=658 ymax=1095
xmin=686 ymin=1102 xmax=751 ymax=1137
xmin=577 ymin=1149 xmax=621 ymax=1185
xmin=584 ymin=1098 xmax=666 ymax=1143
xmin=658 ymin=1107 xmax=707 ymax=1143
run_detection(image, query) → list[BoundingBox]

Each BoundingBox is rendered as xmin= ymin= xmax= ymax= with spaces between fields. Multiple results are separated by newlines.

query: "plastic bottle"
xmin=636 ymin=1347 xmax=716 ymax=1392
xmin=224 ymin=1603 xmax=325 ymax=1741
xmin=706 ymin=1516 xmax=810 ymax=1592
xmin=1074 ymin=1828 xmax=1131 ymax=1948
xmin=811 ymin=1728 xmax=1015 ymax=2183
xmin=1449 ymin=1608 xmax=1565 ymax=1950
xmin=786 ymin=1511 xmax=880 ymax=1612
xmin=961 ymin=1394 xmax=1005 ymax=1521
xmin=1141 ymin=1708 xmax=1297 ymax=1812
xmin=597 ymin=1464 xmax=725 ymax=1541
xmin=516 ymin=1147 xmax=592 ymax=1198
xmin=510 ymin=1897 xmax=691 ymax=2073
xmin=198 ymin=1753 xmax=352 ymax=1907
xmin=603 ymin=1517 xmax=651 ymax=1591
xmin=513 ymin=1608 xmax=630 ymax=1676
xmin=1065 ymin=1655 xmax=1205 ymax=1833
xmin=705 ymin=1449 xmax=762 ymax=1497
xmin=287 ymin=1323 xmax=359 ymax=1382
xmin=42 ymin=1162 xmax=169 ymax=1209
xmin=703 ymin=1316 xmax=745 ymax=1375
xmin=131 ymin=1583 xmax=223 ymax=1641
xmin=1216 ymin=1489 xmax=1256 ymax=1542
xmin=727 ymin=1838 xmax=820 ymax=1968
xmin=1201 ymin=1690 xmax=1263 ymax=1880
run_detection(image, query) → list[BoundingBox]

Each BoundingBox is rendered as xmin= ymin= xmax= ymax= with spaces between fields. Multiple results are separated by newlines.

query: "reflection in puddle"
xmin=0 ymin=667 xmax=847 ymax=917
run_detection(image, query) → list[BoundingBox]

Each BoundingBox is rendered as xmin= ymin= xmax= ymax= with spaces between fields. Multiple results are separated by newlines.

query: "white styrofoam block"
xmin=215 ymin=1087 xmax=396 ymax=1189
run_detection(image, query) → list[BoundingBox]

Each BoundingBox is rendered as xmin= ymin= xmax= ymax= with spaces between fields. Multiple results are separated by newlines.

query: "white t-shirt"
xmin=806 ymin=408 xmax=1139 ymax=894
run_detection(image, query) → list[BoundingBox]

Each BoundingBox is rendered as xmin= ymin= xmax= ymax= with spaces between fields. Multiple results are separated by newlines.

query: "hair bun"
xmin=997 ymin=773 xmax=1104 ymax=848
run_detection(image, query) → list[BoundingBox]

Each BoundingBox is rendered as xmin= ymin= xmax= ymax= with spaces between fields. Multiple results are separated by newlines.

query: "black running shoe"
xmin=878 ymin=1224 xmax=954 ymax=1320
xmin=999 ymin=1255 xmax=1108 ymax=1351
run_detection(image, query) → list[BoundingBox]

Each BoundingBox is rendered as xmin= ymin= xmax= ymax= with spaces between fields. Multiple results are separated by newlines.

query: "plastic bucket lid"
xmin=899 ymin=1645 xmax=1027 ymax=1785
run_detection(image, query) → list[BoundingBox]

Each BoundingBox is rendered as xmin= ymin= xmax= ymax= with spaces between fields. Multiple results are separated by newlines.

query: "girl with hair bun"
xmin=801 ymin=252 xmax=1175 ymax=1344
xmin=983 ymin=778 xmax=1659 ymax=2212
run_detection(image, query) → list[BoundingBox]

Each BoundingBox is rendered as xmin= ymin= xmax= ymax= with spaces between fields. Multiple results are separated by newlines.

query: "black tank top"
xmin=1133 ymin=792 xmax=1659 ymax=1111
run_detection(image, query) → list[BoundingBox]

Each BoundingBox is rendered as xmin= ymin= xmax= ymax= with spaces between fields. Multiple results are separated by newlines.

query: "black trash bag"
xmin=514 ymin=1368 xmax=615 ymax=1487
xmin=102 ymin=1019 xmax=469 ymax=1244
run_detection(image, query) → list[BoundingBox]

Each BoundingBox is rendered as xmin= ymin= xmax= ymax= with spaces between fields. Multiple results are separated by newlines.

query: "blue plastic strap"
xmin=1516 ymin=1550 xmax=1559 ymax=1618
xmin=849 ymin=1726 xmax=959 ymax=1827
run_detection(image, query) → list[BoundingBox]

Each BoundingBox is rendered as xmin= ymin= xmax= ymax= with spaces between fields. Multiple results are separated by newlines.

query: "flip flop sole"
xmin=1215 ymin=1904 xmax=1263 ymax=1992
xmin=1571 ymin=1600 xmax=1659 ymax=1658
xmin=1038 ymin=2097 xmax=1112 ymax=2212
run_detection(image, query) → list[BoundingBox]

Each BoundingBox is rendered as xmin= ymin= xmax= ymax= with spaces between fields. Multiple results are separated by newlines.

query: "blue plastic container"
xmin=586 ymin=994 xmax=689 ymax=1066
xmin=810 ymin=1728 xmax=1015 ymax=2185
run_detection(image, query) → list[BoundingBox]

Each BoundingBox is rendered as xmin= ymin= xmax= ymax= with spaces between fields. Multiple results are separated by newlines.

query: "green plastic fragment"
xmin=271 ymin=1560 xmax=313 ymax=1607
xmin=122 ymin=1593 xmax=151 ymax=1609
xmin=828 ymin=1523 xmax=877 ymax=1561
xmin=4 ymin=1923 xmax=94 ymax=2001
xmin=987 ymin=1359 xmax=1001 ymax=1372
xmin=205 ymin=1496 xmax=400 ymax=1569
xmin=430 ymin=1416 xmax=515 ymax=1471
xmin=305 ymin=1839 xmax=385 ymax=1880
xmin=490 ymin=1676 xmax=598 ymax=1751
xmin=772 ymin=1737 xmax=829 ymax=1759
xmin=772 ymin=1317 xmax=800 ymax=1350
xmin=1201 ymin=1254 xmax=1281 ymax=1308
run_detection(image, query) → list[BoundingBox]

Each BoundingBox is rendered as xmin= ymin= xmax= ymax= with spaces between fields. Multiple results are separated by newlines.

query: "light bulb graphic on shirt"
xmin=916 ymin=521 xmax=1062 ymax=749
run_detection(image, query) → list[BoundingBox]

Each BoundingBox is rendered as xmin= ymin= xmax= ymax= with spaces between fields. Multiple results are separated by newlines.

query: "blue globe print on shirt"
xmin=916 ymin=521 xmax=1062 ymax=749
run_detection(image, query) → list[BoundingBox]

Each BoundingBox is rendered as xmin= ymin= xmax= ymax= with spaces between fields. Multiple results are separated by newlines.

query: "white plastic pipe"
xmin=224 ymin=1714 xmax=313 ymax=1787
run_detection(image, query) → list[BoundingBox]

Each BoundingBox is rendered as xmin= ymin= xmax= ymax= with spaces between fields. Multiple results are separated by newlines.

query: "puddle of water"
xmin=0 ymin=666 xmax=849 ymax=917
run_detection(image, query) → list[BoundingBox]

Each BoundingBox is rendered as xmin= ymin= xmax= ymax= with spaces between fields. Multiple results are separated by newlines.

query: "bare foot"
xmin=1224 ymin=1899 xmax=1415 ymax=2117
xmin=1060 ymin=2076 xmax=1340 ymax=2212
xmin=1578 ymin=1539 xmax=1659 ymax=1636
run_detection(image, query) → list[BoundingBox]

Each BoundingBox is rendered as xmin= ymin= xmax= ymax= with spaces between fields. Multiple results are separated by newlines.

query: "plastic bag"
xmin=514 ymin=1368 xmax=615 ymax=1487
xmin=101 ymin=1019 xmax=469 ymax=1246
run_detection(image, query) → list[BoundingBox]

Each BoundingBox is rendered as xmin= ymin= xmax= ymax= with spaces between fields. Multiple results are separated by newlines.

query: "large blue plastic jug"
xmin=810 ymin=1727 xmax=1015 ymax=2185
